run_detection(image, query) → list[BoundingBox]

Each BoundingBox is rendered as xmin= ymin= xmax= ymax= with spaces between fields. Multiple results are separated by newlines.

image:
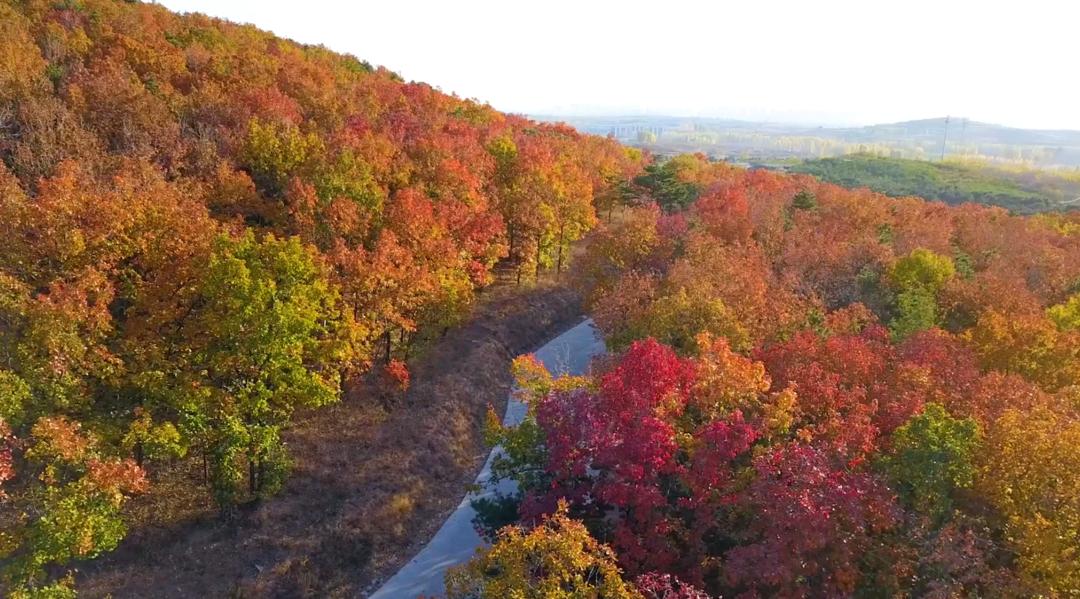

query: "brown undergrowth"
xmin=75 ymin=281 xmax=583 ymax=598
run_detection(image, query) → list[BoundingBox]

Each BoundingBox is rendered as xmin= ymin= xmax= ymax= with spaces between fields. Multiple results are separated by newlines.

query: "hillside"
xmin=4 ymin=1 xmax=1080 ymax=598
xmin=791 ymin=154 xmax=1080 ymax=214
xmin=0 ymin=0 xmax=638 ymax=595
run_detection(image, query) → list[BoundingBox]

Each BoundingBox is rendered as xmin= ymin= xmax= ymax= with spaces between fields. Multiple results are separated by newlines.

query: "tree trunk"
xmin=384 ymin=330 xmax=392 ymax=363
xmin=249 ymin=456 xmax=257 ymax=496
xmin=535 ymin=236 xmax=542 ymax=280
xmin=556 ymin=222 xmax=565 ymax=278
xmin=508 ymin=224 xmax=517 ymax=263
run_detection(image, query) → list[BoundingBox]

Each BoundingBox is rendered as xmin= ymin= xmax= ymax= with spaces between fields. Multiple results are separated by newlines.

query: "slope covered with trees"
xmin=465 ymin=154 xmax=1080 ymax=597
xmin=0 ymin=0 xmax=641 ymax=594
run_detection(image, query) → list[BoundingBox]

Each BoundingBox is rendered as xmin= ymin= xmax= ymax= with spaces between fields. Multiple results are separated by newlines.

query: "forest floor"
xmin=76 ymin=278 xmax=583 ymax=598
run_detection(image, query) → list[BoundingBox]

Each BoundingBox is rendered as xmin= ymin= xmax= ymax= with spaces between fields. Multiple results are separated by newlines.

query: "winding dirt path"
xmin=368 ymin=319 xmax=605 ymax=598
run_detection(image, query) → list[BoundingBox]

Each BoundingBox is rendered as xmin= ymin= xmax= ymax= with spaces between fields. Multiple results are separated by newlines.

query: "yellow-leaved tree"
xmin=445 ymin=502 xmax=642 ymax=599
xmin=977 ymin=407 xmax=1080 ymax=593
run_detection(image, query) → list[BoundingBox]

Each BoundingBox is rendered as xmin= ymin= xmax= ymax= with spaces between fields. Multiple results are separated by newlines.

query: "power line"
xmin=940 ymin=115 xmax=950 ymax=161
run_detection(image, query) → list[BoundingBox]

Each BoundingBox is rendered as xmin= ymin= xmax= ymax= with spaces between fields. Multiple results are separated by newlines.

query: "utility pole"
xmin=940 ymin=115 xmax=950 ymax=161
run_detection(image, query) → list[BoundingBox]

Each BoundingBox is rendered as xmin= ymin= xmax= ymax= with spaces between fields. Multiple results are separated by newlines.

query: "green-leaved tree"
xmin=177 ymin=232 xmax=355 ymax=506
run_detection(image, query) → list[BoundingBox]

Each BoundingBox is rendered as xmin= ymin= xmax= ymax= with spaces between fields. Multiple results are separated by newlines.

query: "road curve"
xmin=368 ymin=318 xmax=606 ymax=599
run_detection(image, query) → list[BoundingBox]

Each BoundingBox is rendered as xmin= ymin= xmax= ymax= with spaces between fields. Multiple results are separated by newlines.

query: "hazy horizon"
xmin=156 ymin=0 xmax=1080 ymax=132
xmin=527 ymin=112 xmax=1080 ymax=133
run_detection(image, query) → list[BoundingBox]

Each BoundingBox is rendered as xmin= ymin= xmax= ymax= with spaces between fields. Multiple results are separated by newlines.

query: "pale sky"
xmin=157 ymin=0 xmax=1080 ymax=130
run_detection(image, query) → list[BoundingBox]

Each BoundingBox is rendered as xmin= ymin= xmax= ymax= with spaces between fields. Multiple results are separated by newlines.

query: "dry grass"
xmin=75 ymin=282 xmax=582 ymax=598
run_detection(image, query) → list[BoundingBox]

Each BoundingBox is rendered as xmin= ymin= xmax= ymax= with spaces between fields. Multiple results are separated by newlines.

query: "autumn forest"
xmin=1 ymin=1 xmax=1079 ymax=598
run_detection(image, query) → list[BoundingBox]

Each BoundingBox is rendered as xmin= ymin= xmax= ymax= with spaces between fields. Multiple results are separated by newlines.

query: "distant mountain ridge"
xmin=535 ymin=114 xmax=1080 ymax=140
xmin=534 ymin=114 xmax=1080 ymax=167
xmin=827 ymin=118 xmax=1080 ymax=147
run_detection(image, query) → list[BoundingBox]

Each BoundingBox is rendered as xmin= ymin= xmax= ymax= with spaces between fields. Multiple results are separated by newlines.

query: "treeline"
xmin=793 ymin=153 xmax=1080 ymax=214
xmin=460 ymin=153 xmax=1080 ymax=597
xmin=0 ymin=0 xmax=641 ymax=594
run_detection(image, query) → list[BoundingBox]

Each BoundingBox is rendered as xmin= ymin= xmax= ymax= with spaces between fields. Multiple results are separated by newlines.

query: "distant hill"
xmin=536 ymin=115 xmax=1080 ymax=167
xmin=791 ymin=154 xmax=1080 ymax=214
xmin=826 ymin=118 xmax=1080 ymax=164
xmin=830 ymin=118 xmax=1080 ymax=146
